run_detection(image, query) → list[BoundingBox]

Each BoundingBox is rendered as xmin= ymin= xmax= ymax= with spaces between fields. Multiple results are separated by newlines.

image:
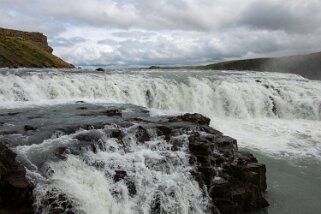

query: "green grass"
xmin=0 ymin=36 xmax=74 ymax=68
xmin=147 ymin=52 xmax=321 ymax=80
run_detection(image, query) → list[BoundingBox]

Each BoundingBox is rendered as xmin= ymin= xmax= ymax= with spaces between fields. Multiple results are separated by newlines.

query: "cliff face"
xmin=0 ymin=28 xmax=53 ymax=53
xmin=0 ymin=27 xmax=74 ymax=68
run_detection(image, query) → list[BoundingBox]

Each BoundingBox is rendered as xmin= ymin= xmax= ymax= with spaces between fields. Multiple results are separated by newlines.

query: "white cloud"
xmin=1 ymin=0 xmax=321 ymax=66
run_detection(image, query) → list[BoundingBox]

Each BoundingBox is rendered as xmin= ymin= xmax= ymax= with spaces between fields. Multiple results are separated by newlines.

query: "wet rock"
xmin=146 ymin=90 xmax=153 ymax=106
xmin=24 ymin=125 xmax=37 ymax=131
xmin=0 ymin=143 xmax=33 ymax=213
xmin=150 ymin=192 xmax=162 ymax=214
xmin=95 ymin=68 xmax=104 ymax=71
xmin=114 ymin=170 xmax=127 ymax=182
xmin=103 ymin=109 xmax=122 ymax=117
xmin=36 ymin=188 xmax=76 ymax=214
xmin=245 ymin=163 xmax=267 ymax=191
xmin=169 ymin=113 xmax=210 ymax=125
xmin=135 ymin=126 xmax=150 ymax=143
xmin=55 ymin=147 xmax=70 ymax=160
xmin=186 ymin=129 xmax=268 ymax=213
xmin=7 ymin=112 xmax=20 ymax=116
xmin=0 ymin=103 xmax=268 ymax=214
xmin=77 ymin=106 xmax=88 ymax=110
xmin=110 ymin=129 xmax=125 ymax=140
xmin=73 ymin=130 xmax=103 ymax=142
xmin=156 ymin=125 xmax=172 ymax=141
xmin=113 ymin=171 xmax=137 ymax=196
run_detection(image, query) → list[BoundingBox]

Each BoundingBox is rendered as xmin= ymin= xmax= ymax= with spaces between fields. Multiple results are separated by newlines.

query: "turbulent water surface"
xmin=1 ymin=68 xmax=321 ymax=213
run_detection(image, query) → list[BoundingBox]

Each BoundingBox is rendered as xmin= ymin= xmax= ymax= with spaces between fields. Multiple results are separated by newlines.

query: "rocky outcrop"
xmin=0 ymin=103 xmax=268 ymax=213
xmin=0 ymin=28 xmax=53 ymax=53
xmin=0 ymin=142 xmax=33 ymax=214
xmin=0 ymin=27 xmax=74 ymax=68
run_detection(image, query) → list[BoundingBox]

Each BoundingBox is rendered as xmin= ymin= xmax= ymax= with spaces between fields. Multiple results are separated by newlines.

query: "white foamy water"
xmin=1 ymin=68 xmax=320 ymax=160
xmin=16 ymin=127 xmax=209 ymax=214
xmin=0 ymin=69 xmax=320 ymax=120
xmin=1 ymin=68 xmax=321 ymax=213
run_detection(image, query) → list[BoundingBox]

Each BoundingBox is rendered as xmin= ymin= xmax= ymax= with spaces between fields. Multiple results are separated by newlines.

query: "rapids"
xmin=1 ymin=68 xmax=321 ymax=213
xmin=0 ymin=68 xmax=320 ymax=121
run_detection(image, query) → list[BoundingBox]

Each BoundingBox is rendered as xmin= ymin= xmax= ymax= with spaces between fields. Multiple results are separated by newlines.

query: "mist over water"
xmin=1 ymin=68 xmax=321 ymax=213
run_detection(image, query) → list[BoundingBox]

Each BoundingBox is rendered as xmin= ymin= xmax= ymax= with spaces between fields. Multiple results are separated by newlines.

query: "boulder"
xmin=95 ymin=68 xmax=105 ymax=71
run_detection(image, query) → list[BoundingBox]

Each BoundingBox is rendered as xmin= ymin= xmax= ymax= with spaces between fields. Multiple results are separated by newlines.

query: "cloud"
xmin=53 ymin=27 xmax=321 ymax=66
xmin=1 ymin=0 xmax=321 ymax=66
xmin=238 ymin=0 xmax=321 ymax=34
xmin=49 ymin=37 xmax=86 ymax=47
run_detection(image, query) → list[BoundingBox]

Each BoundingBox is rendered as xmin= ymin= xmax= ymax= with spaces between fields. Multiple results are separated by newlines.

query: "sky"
xmin=1 ymin=0 xmax=321 ymax=67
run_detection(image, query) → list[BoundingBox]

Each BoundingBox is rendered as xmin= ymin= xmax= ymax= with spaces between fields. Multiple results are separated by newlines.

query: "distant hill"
xmin=149 ymin=52 xmax=321 ymax=80
xmin=202 ymin=52 xmax=321 ymax=80
xmin=0 ymin=28 xmax=74 ymax=68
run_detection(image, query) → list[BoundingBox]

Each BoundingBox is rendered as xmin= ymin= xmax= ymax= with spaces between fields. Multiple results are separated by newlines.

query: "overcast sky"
xmin=1 ymin=0 xmax=321 ymax=66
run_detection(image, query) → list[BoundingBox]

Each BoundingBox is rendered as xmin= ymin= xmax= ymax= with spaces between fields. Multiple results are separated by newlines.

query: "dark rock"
xmin=135 ymin=126 xmax=150 ymax=143
xmin=113 ymin=171 xmax=137 ymax=196
xmin=0 ymin=143 xmax=33 ymax=213
xmin=55 ymin=147 xmax=70 ymax=160
xmin=96 ymin=68 xmax=105 ymax=71
xmin=187 ymin=129 xmax=268 ymax=213
xmin=36 ymin=188 xmax=75 ymax=214
xmin=110 ymin=129 xmax=125 ymax=140
xmin=269 ymin=96 xmax=278 ymax=115
xmin=114 ymin=170 xmax=127 ymax=182
xmin=156 ymin=125 xmax=172 ymax=141
xmin=150 ymin=192 xmax=162 ymax=213
xmin=103 ymin=109 xmax=122 ymax=117
xmin=24 ymin=125 xmax=37 ymax=131
xmin=73 ymin=130 xmax=103 ymax=142
xmin=245 ymin=163 xmax=267 ymax=191
xmin=77 ymin=106 xmax=88 ymax=110
xmin=145 ymin=90 xmax=153 ymax=106
xmin=7 ymin=112 xmax=20 ymax=116
xmin=169 ymin=113 xmax=210 ymax=125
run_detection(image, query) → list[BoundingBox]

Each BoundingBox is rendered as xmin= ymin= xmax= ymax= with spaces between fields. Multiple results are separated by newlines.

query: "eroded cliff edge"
xmin=0 ymin=27 xmax=74 ymax=68
xmin=0 ymin=103 xmax=268 ymax=214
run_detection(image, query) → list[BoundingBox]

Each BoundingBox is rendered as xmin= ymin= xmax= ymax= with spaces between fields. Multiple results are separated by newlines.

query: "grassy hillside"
xmin=202 ymin=52 xmax=321 ymax=80
xmin=0 ymin=36 xmax=74 ymax=68
xmin=149 ymin=52 xmax=321 ymax=80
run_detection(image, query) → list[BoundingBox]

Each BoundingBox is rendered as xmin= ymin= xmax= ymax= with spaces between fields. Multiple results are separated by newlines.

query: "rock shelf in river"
xmin=0 ymin=103 xmax=268 ymax=214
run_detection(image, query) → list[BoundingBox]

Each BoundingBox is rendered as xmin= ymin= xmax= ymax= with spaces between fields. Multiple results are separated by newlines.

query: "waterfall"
xmin=0 ymin=68 xmax=320 ymax=120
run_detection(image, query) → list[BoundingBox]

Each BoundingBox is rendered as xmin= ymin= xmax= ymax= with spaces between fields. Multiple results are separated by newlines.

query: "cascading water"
xmin=0 ymin=68 xmax=320 ymax=120
xmin=1 ymin=68 xmax=321 ymax=214
xmin=16 ymin=126 xmax=209 ymax=214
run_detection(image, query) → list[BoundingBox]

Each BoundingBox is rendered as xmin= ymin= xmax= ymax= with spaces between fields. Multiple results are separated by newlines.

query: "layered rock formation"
xmin=0 ymin=103 xmax=268 ymax=214
xmin=0 ymin=28 xmax=53 ymax=53
xmin=0 ymin=27 xmax=74 ymax=68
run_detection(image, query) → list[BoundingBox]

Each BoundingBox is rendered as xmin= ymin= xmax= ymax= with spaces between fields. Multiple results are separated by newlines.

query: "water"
xmin=26 ymin=127 xmax=208 ymax=214
xmin=1 ymin=68 xmax=321 ymax=213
